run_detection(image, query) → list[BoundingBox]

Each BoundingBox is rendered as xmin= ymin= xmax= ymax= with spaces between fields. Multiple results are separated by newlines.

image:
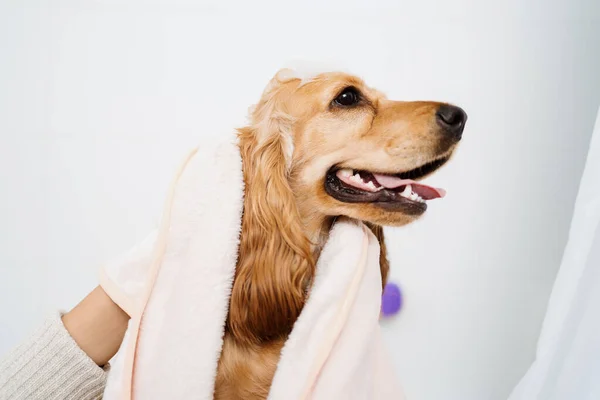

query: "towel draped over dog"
xmin=99 ymin=134 xmax=406 ymax=399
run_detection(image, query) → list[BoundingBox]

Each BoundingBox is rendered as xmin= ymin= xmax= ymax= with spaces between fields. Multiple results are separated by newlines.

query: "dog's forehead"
xmin=263 ymin=63 xmax=385 ymax=102
xmin=274 ymin=61 xmax=365 ymax=88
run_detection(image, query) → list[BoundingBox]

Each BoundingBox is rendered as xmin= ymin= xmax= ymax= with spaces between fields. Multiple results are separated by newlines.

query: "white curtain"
xmin=508 ymin=106 xmax=600 ymax=400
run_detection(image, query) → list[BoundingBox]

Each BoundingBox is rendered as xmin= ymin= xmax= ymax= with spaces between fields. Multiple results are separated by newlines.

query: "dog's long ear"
xmin=228 ymin=72 xmax=315 ymax=344
xmin=365 ymin=222 xmax=390 ymax=290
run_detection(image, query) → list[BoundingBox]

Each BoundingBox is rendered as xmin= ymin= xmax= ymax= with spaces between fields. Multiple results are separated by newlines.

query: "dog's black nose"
xmin=436 ymin=104 xmax=467 ymax=140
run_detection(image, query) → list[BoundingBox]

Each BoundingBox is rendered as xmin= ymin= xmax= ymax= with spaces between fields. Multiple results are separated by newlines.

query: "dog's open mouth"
xmin=325 ymin=157 xmax=449 ymax=214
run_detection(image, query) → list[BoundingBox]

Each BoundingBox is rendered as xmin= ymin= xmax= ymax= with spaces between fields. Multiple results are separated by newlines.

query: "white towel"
xmin=99 ymin=132 xmax=406 ymax=399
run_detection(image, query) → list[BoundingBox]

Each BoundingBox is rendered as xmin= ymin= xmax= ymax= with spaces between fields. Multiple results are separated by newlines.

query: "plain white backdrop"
xmin=507 ymin=109 xmax=600 ymax=400
xmin=1 ymin=1 xmax=599 ymax=399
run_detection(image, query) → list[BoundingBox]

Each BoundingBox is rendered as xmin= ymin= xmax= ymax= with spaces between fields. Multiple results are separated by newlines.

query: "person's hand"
xmin=61 ymin=286 xmax=130 ymax=366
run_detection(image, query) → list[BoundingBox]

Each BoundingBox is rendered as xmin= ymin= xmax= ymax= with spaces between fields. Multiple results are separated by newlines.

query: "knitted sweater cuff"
xmin=0 ymin=313 xmax=108 ymax=400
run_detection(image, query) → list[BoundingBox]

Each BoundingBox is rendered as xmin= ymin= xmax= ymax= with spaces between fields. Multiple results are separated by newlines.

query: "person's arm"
xmin=62 ymin=285 xmax=130 ymax=366
xmin=0 ymin=286 xmax=129 ymax=399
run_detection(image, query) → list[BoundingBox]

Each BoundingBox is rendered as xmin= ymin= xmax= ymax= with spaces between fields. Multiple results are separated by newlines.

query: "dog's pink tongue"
xmin=373 ymin=174 xmax=446 ymax=199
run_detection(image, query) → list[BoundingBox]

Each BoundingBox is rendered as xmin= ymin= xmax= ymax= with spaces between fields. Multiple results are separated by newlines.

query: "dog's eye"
xmin=333 ymin=87 xmax=361 ymax=107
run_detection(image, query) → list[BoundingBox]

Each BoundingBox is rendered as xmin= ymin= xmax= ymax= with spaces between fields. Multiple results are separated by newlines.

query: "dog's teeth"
xmin=400 ymin=185 xmax=412 ymax=197
xmin=338 ymin=168 xmax=353 ymax=178
xmin=366 ymin=181 xmax=377 ymax=191
xmin=352 ymin=173 xmax=364 ymax=183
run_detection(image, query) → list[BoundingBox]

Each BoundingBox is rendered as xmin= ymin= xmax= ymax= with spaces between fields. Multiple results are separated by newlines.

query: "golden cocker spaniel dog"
xmin=214 ymin=68 xmax=467 ymax=399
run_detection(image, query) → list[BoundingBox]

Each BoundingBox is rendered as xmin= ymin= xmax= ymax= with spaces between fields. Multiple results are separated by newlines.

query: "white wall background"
xmin=1 ymin=1 xmax=599 ymax=399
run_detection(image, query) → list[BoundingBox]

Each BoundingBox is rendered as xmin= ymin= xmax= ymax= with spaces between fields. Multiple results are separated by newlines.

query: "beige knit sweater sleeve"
xmin=0 ymin=314 xmax=108 ymax=400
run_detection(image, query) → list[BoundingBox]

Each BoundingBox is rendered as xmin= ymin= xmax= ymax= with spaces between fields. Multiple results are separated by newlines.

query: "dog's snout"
xmin=436 ymin=105 xmax=467 ymax=140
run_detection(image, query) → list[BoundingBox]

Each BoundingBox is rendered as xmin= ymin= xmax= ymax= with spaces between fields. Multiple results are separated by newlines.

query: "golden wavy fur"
xmin=214 ymin=69 xmax=466 ymax=399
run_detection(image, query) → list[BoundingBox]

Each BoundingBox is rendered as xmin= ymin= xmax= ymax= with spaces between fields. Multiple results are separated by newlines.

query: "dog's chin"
xmin=334 ymin=204 xmax=423 ymax=227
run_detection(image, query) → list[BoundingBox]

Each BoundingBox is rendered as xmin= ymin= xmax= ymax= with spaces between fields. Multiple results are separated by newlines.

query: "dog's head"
xmin=247 ymin=68 xmax=465 ymax=228
xmin=230 ymin=68 xmax=466 ymax=343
